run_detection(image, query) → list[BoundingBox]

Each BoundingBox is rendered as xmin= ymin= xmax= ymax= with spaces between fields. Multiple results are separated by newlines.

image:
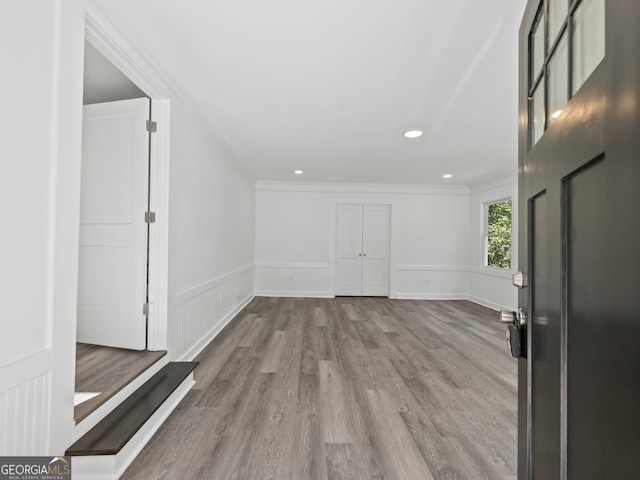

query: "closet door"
xmin=361 ymin=204 xmax=390 ymax=296
xmin=335 ymin=204 xmax=390 ymax=296
xmin=335 ymin=204 xmax=363 ymax=296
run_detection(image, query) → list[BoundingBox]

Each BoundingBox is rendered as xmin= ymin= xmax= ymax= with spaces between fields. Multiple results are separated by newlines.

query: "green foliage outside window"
xmin=486 ymin=200 xmax=512 ymax=269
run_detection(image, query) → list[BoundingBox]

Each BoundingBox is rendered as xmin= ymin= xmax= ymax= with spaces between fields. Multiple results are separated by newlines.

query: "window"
xmin=484 ymin=200 xmax=512 ymax=269
xmin=528 ymin=0 xmax=605 ymax=149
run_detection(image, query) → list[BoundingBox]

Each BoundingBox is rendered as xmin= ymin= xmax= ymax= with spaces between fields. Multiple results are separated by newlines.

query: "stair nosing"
xmin=66 ymin=361 xmax=198 ymax=456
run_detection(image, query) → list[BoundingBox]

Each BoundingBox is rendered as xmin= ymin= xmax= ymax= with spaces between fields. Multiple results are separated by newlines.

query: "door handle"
xmin=500 ymin=310 xmax=517 ymax=324
xmin=500 ymin=308 xmax=527 ymax=326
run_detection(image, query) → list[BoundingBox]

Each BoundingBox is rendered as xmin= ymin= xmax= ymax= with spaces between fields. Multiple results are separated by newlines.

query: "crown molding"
xmin=255 ymin=181 xmax=470 ymax=196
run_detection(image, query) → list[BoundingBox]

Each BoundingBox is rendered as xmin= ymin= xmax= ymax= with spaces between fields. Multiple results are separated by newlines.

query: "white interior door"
xmin=335 ymin=204 xmax=390 ymax=296
xmin=77 ymin=97 xmax=150 ymax=350
xmin=361 ymin=204 xmax=390 ymax=296
xmin=335 ymin=205 xmax=363 ymax=296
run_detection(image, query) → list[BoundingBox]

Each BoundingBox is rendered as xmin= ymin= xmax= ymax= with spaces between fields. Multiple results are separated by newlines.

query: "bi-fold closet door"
xmin=335 ymin=204 xmax=390 ymax=296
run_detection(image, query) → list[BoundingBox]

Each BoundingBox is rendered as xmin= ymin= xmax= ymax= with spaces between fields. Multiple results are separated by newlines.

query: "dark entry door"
xmin=517 ymin=1 xmax=640 ymax=479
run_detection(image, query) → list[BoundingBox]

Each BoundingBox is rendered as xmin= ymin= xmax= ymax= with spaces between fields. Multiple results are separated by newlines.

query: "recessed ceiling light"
xmin=294 ymin=170 xmax=303 ymax=175
xmin=403 ymin=130 xmax=423 ymax=138
xmin=443 ymin=174 xmax=453 ymax=179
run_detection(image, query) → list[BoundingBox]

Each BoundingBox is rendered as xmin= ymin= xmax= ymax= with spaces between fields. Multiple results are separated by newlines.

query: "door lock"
xmin=513 ymin=271 xmax=528 ymax=289
xmin=500 ymin=310 xmax=517 ymax=324
xmin=500 ymin=308 xmax=527 ymax=326
xmin=499 ymin=308 xmax=527 ymax=359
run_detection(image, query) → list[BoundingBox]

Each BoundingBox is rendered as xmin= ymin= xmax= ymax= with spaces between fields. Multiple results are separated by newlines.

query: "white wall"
xmin=169 ymin=110 xmax=255 ymax=361
xmin=255 ymin=183 xmax=470 ymax=299
xmin=0 ymin=0 xmax=256 ymax=456
xmin=0 ymin=0 xmax=85 ymax=455
xmin=468 ymin=174 xmax=518 ymax=311
xmin=255 ymin=186 xmax=333 ymax=296
xmin=256 ymin=179 xmax=519 ymax=310
xmin=392 ymin=193 xmax=469 ymax=298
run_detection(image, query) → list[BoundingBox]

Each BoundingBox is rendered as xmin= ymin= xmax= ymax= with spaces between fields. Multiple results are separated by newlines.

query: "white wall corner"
xmin=50 ymin=0 xmax=86 ymax=455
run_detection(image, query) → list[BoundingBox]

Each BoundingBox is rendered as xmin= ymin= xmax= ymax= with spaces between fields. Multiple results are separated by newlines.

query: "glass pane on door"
xmin=548 ymin=0 xmax=568 ymax=44
xmin=572 ymin=0 xmax=605 ymax=95
xmin=530 ymin=9 xmax=545 ymax=85
xmin=531 ymin=80 xmax=545 ymax=147
xmin=548 ymin=33 xmax=568 ymax=126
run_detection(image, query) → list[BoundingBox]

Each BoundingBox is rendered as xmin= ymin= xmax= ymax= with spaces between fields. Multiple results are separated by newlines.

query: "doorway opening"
xmin=74 ymin=35 xmax=168 ymax=422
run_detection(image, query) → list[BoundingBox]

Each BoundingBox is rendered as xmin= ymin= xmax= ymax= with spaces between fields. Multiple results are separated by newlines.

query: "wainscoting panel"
xmin=395 ymin=265 xmax=468 ymax=300
xmin=468 ymin=267 xmax=517 ymax=311
xmin=0 ymin=349 xmax=51 ymax=455
xmin=172 ymin=265 xmax=255 ymax=361
xmin=255 ymin=262 xmax=331 ymax=297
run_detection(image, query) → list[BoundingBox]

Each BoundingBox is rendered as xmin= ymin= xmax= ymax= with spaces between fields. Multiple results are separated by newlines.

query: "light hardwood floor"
xmin=122 ymin=297 xmax=517 ymax=480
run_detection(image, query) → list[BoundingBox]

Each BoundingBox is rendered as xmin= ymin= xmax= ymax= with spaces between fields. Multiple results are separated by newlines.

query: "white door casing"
xmin=335 ymin=204 xmax=390 ymax=296
xmin=77 ymin=97 xmax=150 ymax=350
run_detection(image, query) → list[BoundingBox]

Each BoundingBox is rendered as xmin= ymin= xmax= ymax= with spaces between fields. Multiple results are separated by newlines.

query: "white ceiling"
xmin=101 ymin=0 xmax=528 ymax=185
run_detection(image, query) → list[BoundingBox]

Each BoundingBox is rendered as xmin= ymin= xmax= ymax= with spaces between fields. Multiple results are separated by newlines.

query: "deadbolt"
xmin=512 ymin=271 xmax=528 ymax=288
xmin=517 ymin=307 xmax=527 ymax=326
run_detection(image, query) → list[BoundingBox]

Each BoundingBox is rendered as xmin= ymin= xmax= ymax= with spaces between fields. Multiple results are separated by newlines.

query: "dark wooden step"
xmin=67 ymin=361 xmax=198 ymax=456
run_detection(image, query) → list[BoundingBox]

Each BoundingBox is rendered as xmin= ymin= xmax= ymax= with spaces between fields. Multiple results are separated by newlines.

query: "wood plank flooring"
xmin=122 ymin=297 xmax=517 ymax=480
xmin=75 ymin=343 xmax=166 ymax=423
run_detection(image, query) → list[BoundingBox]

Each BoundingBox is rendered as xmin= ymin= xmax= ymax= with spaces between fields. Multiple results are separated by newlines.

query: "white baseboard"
xmin=467 ymin=295 xmax=513 ymax=312
xmin=255 ymin=290 xmax=332 ymax=298
xmin=396 ymin=293 xmax=513 ymax=312
xmin=71 ymin=373 xmax=195 ymax=480
xmin=395 ymin=293 xmax=468 ymax=300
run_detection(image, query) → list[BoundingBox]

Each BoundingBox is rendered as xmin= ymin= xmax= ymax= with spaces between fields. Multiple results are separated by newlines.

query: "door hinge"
xmin=143 ymin=302 xmax=153 ymax=315
xmin=146 ymin=120 xmax=157 ymax=133
xmin=145 ymin=211 xmax=156 ymax=224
